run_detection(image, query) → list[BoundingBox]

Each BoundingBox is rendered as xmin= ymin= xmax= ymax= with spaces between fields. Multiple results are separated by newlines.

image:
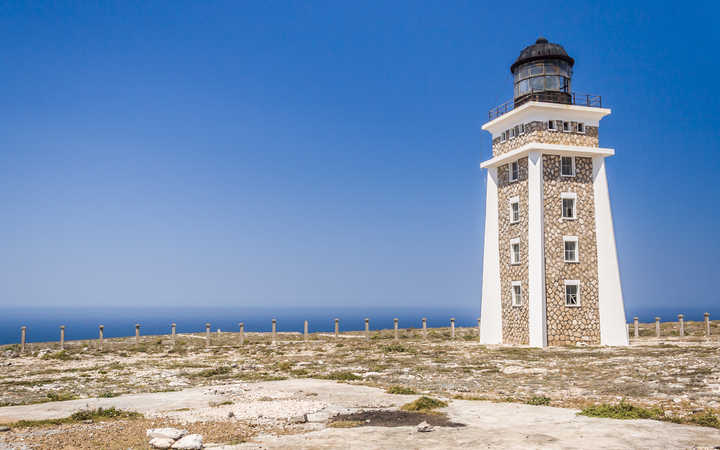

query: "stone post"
xmin=478 ymin=317 xmax=482 ymax=342
xmin=655 ymin=317 xmax=661 ymax=338
xmin=135 ymin=324 xmax=140 ymax=345
xmin=238 ymin=322 xmax=244 ymax=345
xmin=171 ymin=323 xmax=176 ymax=343
xmin=705 ymin=313 xmax=711 ymax=337
xmin=393 ymin=318 xmax=399 ymax=341
xmin=99 ymin=325 xmax=104 ymax=351
xmin=60 ymin=325 xmax=66 ymax=350
xmin=334 ymin=318 xmax=339 ymax=338
xmin=205 ymin=323 xmax=211 ymax=348
xmin=422 ymin=318 xmax=427 ymax=340
xmin=304 ymin=320 xmax=309 ymax=342
xmin=633 ymin=317 xmax=639 ymax=338
xmin=364 ymin=318 xmax=369 ymax=339
xmin=450 ymin=318 xmax=456 ymax=339
xmin=271 ymin=319 xmax=277 ymax=345
xmin=678 ymin=314 xmax=684 ymax=337
xmin=20 ymin=326 xmax=27 ymax=354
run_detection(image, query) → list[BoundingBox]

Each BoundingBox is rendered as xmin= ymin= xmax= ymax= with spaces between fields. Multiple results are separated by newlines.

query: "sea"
xmin=0 ymin=305 xmax=712 ymax=346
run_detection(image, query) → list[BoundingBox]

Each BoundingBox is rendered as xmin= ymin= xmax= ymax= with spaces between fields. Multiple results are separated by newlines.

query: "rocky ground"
xmin=0 ymin=320 xmax=718 ymax=448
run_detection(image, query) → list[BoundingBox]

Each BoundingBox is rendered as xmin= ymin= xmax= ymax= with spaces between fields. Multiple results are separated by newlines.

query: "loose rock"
xmin=171 ymin=434 xmax=203 ymax=449
xmin=149 ymin=437 xmax=176 ymax=449
xmin=0 ymin=426 xmax=10 ymax=432
xmin=147 ymin=428 xmax=188 ymax=440
xmin=417 ymin=421 xmax=433 ymax=432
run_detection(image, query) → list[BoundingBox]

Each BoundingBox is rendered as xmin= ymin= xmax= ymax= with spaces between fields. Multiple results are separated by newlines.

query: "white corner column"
xmin=480 ymin=168 xmax=502 ymax=344
xmin=527 ymin=151 xmax=547 ymax=347
xmin=592 ymin=157 xmax=629 ymax=346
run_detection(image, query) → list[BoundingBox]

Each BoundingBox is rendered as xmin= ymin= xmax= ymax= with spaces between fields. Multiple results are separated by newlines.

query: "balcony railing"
xmin=488 ymin=92 xmax=603 ymax=121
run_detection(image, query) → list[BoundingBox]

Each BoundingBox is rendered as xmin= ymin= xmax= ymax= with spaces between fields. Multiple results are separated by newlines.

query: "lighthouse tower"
xmin=479 ymin=38 xmax=628 ymax=347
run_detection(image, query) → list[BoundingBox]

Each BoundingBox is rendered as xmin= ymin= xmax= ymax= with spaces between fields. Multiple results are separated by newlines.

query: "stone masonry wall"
xmin=542 ymin=155 xmax=601 ymax=345
xmin=497 ymin=157 xmax=529 ymax=345
xmin=492 ymin=122 xmax=598 ymax=157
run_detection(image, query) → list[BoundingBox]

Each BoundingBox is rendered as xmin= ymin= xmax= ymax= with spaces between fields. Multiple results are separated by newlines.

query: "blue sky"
xmin=0 ymin=1 xmax=718 ymax=315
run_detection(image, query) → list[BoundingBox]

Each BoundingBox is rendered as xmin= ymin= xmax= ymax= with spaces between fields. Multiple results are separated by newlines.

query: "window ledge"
xmin=564 ymin=260 xmax=580 ymax=264
xmin=565 ymin=304 xmax=582 ymax=308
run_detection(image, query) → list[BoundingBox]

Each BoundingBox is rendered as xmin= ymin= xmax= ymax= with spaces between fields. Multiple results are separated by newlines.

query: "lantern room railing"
xmin=488 ymin=92 xmax=602 ymax=121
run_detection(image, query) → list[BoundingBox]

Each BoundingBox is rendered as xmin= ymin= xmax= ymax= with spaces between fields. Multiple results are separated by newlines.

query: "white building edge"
xmin=479 ymin=101 xmax=628 ymax=347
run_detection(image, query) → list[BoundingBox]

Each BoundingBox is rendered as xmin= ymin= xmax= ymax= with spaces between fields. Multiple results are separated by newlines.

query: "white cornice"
xmin=482 ymin=102 xmax=611 ymax=137
xmin=480 ymin=143 xmax=614 ymax=169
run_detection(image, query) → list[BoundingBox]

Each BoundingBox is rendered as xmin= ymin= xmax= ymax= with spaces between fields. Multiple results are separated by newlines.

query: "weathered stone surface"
xmin=149 ymin=437 xmax=175 ymax=449
xmin=147 ymin=428 xmax=188 ymax=440
xmin=171 ymin=434 xmax=203 ymax=449
xmin=497 ymin=157 xmax=529 ymax=345
xmin=543 ymin=155 xmax=600 ymax=346
xmin=492 ymin=121 xmax=598 ymax=157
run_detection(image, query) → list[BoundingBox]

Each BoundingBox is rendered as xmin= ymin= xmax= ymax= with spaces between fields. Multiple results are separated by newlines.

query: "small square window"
xmin=510 ymin=238 xmax=521 ymax=265
xmin=561 ymin=195 xmax=576 ymax=219
xmin=563 ymin=237 xmax=579 ymax=263
xmin=513 ymin=125 xmax=519 ymax=137
xmin=511 ymin=282 xmax=522 ymax=307
xmin=563 ymin=121 xmax=570 ymax=132
xmin=519 ymin=123 xmax=525 ymax=134
xmin=509 ymin=197 xmax=520 ymax=223
xmin=547 ymin=121 xmax=556 ymax=131
xmin=509 ymin=161 xmax=519 ymax=182
xmin=510 ymin=128 xmax=515 ymax=138
xmin=561 ymin=156 xmax=575 ymax=177
xmin=565 ymin=281 xmax=580 ymax=306
xmin=577 ymin=122 xmax=585 ymax=133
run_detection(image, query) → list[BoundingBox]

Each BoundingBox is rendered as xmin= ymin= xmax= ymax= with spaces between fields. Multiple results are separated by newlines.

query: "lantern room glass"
xmin=513 ymin=60 xmax=572 ymax=99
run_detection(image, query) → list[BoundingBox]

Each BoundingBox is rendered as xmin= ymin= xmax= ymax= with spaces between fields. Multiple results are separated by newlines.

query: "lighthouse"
xmin=479 ymin=38 xmax=628 ymax=347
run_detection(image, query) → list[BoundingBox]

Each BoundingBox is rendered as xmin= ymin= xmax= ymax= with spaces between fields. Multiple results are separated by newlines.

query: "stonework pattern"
xmin=497 ymin=157 xmax=529 ymax=345
xmin=492 ymin=122 xmax=598 ymax=157
xmin=542 ymin=155 xmax=600 ymax=345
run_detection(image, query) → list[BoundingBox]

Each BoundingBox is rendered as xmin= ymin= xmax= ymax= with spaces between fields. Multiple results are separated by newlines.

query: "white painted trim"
xmin=592 ymin=157 xmax=629 ymax=346
xmin=511 ymin=281 xmax=522 ymax=307
xmin=561 ymin=156 xmax=576 ymax=177
xmin=564 ymin=280 xmax=581 ymax=307
xmin=480 ymin=143 xmax=614 ymax=169
xmin=509 ymin=237 xmax=521 ymax=265
xmin=509 ymin=160 xmax=519 ymax=182
xmin=563 ymin=236 xmax=579 ymax=263
xmin=560 ymin=192 xmax=577 ymax=220
xmin=527 ymin=151 xmax=546 ymax=348
xmin=482 ymin=101 xmax=611 ymax=136
xmin=480 ymin=168 xmax=502 ymax=345
xmin=509 ymin=196 xmax=520 ymax=224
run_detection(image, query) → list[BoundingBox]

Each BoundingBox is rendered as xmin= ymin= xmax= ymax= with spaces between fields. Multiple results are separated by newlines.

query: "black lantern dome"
xmin=511 ymin=37 xmax=575 ymax=107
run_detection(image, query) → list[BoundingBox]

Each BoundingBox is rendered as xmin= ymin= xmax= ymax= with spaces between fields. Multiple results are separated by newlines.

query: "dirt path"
xmin=1 ymin=379 xmax=719 ymax=449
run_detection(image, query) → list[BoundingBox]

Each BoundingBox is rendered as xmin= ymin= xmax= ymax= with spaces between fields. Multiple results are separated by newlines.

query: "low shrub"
xmin=197 ymin=366 xmax=232 ymax=377
xmin=386 ymin=386 xmax=417 ymax=395
xmin=324 ymin=371 xmax=361 ymax=381
xmin=579 ymin=401 xmax=662 ymax=420
xmin=400 ymin=396 xmax=448 ymax=412
xmin=526 ymin=396 xmax=551 ymax=406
